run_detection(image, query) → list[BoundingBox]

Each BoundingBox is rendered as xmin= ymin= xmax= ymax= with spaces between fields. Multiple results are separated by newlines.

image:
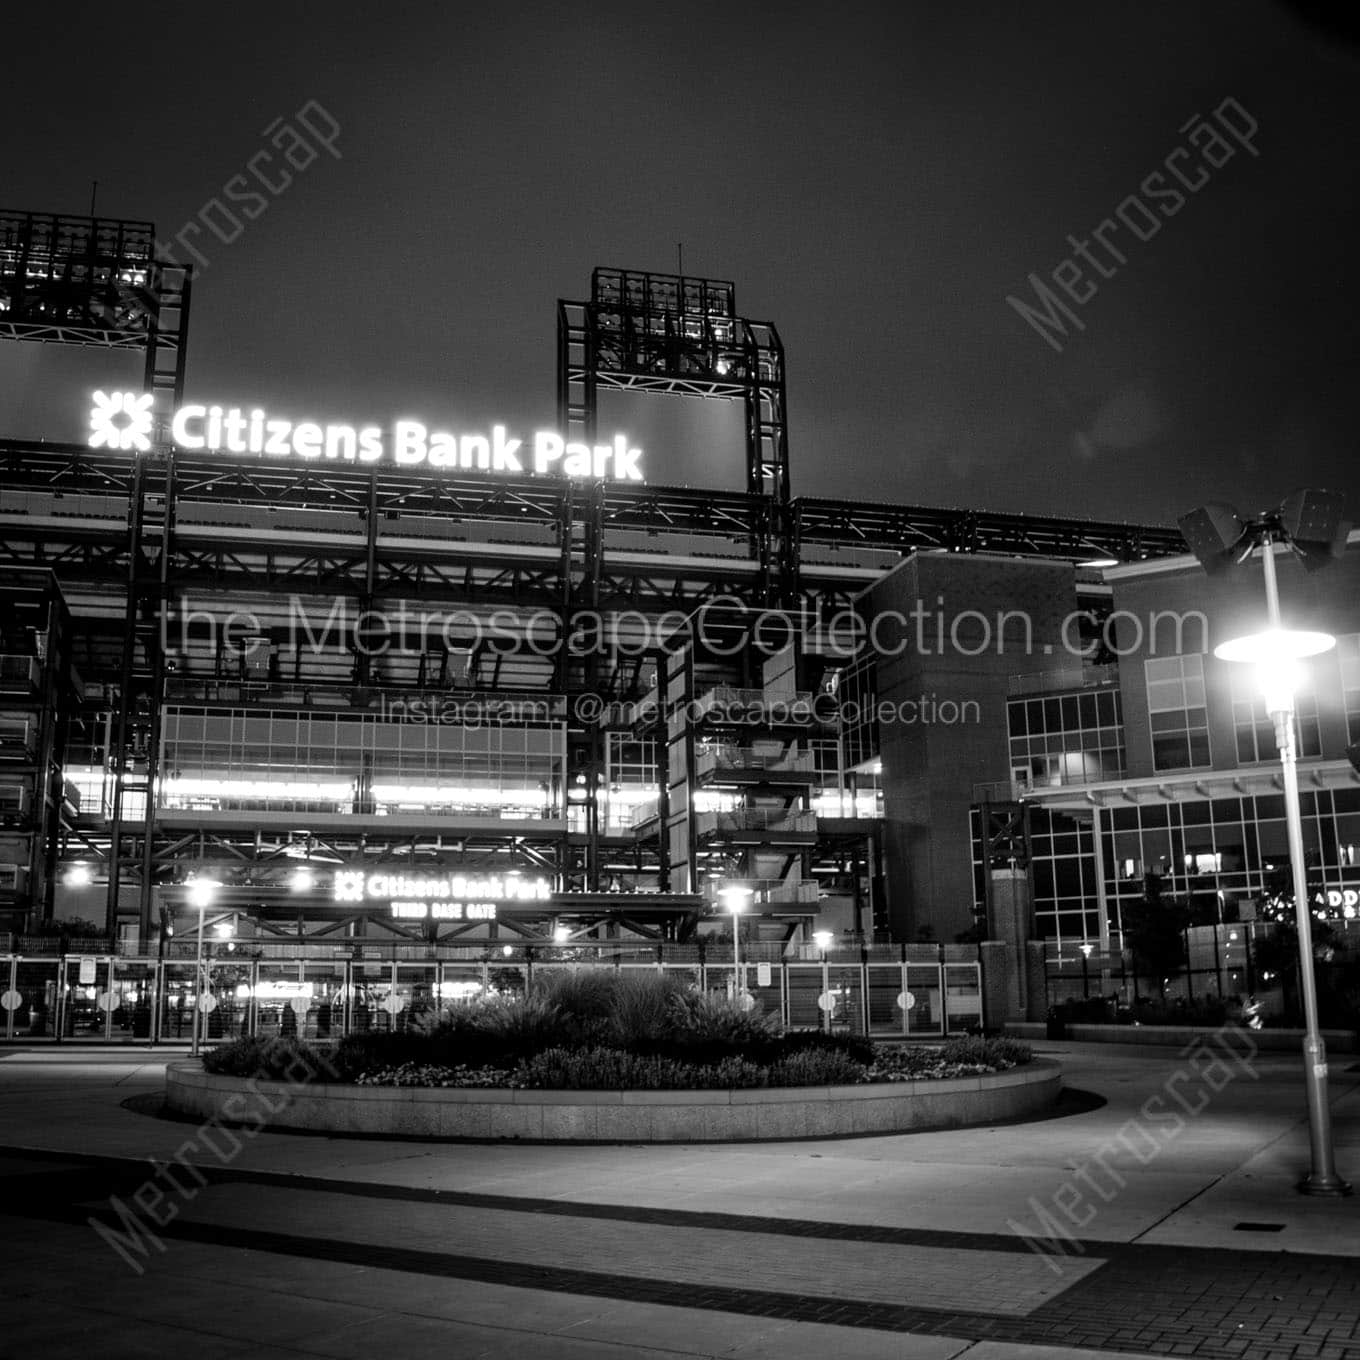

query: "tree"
xmin=1122 ymin=873 xmax=1188 ymax=1000
xmin=1251 ymin=889 xmax=1345 ymax=1025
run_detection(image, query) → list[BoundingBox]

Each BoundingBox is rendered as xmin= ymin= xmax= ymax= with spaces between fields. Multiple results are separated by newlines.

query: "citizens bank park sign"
xmin=87 ymin=390 xmax=646 ymax=482
xmin=331 ymin=869 xmax=554 ymax=921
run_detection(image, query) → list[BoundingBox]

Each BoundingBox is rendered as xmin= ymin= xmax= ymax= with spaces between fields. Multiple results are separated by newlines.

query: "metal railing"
xmin=695 ymin=808 xmax=818 ymax=837
xmin=1007 ymin=664 xmax=1119 ymax=697
xmin=718 ymin=877 xmax=822 ymax=906
xmin=695 ymin=747 xmax=816 ymax=778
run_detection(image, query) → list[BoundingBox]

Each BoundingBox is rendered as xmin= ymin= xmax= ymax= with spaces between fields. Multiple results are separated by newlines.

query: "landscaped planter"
xmin=165 ymin=1057 xmax=1062 ymax=1142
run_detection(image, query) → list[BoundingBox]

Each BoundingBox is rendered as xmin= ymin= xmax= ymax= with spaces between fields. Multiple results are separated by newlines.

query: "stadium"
xmin=2 ymin=205 xmax=1356 ymax=1044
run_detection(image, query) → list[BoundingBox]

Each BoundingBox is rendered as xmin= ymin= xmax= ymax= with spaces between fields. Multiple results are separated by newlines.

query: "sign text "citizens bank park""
xmin=87 ymin=391 xmax=645 ymax=482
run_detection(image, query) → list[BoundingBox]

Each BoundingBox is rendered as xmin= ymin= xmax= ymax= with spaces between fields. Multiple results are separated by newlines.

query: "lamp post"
xmin=813 ymin=929 xmax=834 ymax=1032
xmin=186 ymin=877 xmax=219 ymax=1057
xmin=717 ymin=886 xmax=753 ymax=999
xmin=1180 ymin=491 xmax=1351 ymax=1196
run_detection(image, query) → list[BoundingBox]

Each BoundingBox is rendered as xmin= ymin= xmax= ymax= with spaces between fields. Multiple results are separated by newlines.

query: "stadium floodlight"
xmin=1176 ymin=502 xmax=1251 ymax=574
xmin=1181 ymin=489 xmax=1351 ymax=1196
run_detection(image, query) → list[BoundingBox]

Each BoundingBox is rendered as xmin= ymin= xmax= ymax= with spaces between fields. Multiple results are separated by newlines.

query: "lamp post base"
xmin=1298 ymin=1173 xmax=1353 ymax=1197
xmin=1297 ymin=1032 xmax=1350 ymax=1196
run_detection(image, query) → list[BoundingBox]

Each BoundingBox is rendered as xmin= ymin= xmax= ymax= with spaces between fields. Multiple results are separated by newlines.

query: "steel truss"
xmin=558 ymin=268 xmax=790 ymax=503
xmin=2 ymin=241 xmax=1192 ymax=943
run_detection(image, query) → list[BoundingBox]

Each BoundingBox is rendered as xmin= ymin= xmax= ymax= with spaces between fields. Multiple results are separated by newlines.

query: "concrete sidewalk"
xmin=2 ymin=1039 xmax=1358 ymax=1359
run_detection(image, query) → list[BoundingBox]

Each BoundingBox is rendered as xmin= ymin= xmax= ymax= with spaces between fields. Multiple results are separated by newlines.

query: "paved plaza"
xmin=1 ymin=1039 xmax=1358 ymax=1359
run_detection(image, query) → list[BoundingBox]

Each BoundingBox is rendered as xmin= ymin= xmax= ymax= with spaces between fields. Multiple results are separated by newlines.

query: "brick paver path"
xmin=6 ymin=1149 xmax=1359 ymax=1359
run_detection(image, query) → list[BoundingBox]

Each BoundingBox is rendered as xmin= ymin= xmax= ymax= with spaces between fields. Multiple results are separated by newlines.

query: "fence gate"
xmin=5 ymin=958 xmax=61 ymax=1038
xmin=943 ymin=963 xmax=983 ymax=1032
xmin=866 ymin=963 xmax=908 ymax=1037
xmin=904 ymin=964 xmax=944 ymax=1036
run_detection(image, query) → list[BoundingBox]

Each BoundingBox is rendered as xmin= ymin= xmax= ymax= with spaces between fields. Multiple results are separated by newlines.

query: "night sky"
xmin=2 ymin=1 xmax=1357 ymax=526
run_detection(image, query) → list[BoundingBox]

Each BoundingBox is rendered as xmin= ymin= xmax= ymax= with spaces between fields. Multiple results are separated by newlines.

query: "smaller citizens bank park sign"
xmin=87 ymin=390 xmax=645 ymax=482
xmin=332 ymin=869 xmax=553 ymax=921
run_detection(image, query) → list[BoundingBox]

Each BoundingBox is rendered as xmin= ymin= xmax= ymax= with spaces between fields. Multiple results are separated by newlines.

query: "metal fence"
xmin=0 ymin=950 xmax=984 ymax=1045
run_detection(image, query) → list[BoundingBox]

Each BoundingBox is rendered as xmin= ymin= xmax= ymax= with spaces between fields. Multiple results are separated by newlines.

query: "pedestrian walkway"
xmin=1 ymin=1040 xmax=1357 ymax=1359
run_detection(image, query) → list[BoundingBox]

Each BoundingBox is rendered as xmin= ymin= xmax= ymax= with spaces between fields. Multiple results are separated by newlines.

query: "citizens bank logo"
xmin=89 ymin=391 xmax=155 ymax=452
xmin=332 ymin=871 xmax=366 ymax=903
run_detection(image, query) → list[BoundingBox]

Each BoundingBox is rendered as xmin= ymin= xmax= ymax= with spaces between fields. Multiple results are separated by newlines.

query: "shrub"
xmin=605 ymin=968 xmax=694 ymax=1047
xmin=355 ymin=1062 xmax=516 ymax=1088
xmin=938 ymin=1034 xmax=1032 ymax=1068
xmin=201 ymin=1035 xmax=334 ymax=1081
xmin=517 ymin=1045 xmax=779 ymax=1090
xmin=471 ymin=994 xmax=568 ymax=1053
xmin=667 ymin=990 xmax=782 ymax=1062
xmin=532 ymin=968 xmax=621 ymax=1023
xmin=774 ymin=1029 xmax=876 ymax=1066
xmin=332 ymin=1030 xmax=433 ymax=1080
xmin=767 ymin=1048 xmax=867 ymax=1086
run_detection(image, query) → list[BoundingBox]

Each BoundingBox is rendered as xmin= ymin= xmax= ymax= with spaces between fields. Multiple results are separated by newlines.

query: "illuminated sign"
xmin=1324 ymin=888 xmax=1359 ymax=918
xmin=87 ymin=392 xmax=645 ymax=482
xmin=332 ymin=869 xmax=552 ymax=922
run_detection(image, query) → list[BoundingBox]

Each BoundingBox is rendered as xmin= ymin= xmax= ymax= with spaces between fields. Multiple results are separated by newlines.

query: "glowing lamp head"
xmin=812 ymin=930 xmax=834 ymax=951
xmin=1214 ymin=629 xmax=1335 ymax=714
xmin=552 ymin=924 xmax=570 ymax=945
xmin=290 ymin=867 xmax=315 ymax=894
xmin=64 ymin=863 xmax=93 ymax=887
xmin=717 ymin=886 xmax=754 ymax=915
xmin=186 ymin=878 xmax=220 ymax=909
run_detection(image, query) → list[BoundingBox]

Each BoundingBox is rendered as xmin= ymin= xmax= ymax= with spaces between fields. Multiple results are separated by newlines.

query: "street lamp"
xmin=717 ymin=886 xmax=754 ymax=998
xmin=1180 ymin=489 xmax=1351 ymax=1196
xmin=813 ymin=929 xmax=834 ymax=1033
xmin=186 ymin=876 xmax=219 ymax=1058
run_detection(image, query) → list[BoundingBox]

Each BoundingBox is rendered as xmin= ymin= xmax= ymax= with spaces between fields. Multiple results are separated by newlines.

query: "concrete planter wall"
xmin=165 ymin=1058 xmax=1062 ymax=1143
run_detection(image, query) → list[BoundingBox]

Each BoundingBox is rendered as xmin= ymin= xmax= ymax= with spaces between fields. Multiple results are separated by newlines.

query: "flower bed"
xmin=200 ymin=971 xmax=1034 ymax=1091
xmin=171 ymin=972 xmax=1059 ymax=1140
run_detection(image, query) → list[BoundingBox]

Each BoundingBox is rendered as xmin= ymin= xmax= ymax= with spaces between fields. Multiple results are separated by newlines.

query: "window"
xmin=1338 ymin=634 xmax=1360 ymax=745
xmin=1145 ymin=655 xmax=1210 ymax=771
xmin=1229 ymin=662 xmax=1321 ymax=764
xmin=1006 ymin=686 xmax=1125 ymax=788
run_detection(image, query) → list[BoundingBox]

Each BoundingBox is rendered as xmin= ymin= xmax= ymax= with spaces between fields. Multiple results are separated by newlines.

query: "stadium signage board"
xmin=87 ymin=391 xmax=645 ymax=481
xmin=331 ymin=869 xmax=553 ymax=921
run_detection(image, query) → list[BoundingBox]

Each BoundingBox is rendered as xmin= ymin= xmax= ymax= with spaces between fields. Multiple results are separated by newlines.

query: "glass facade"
xmin=1006 ymin=686 xmax=1124 ymax=790
xmin=1337 ymin=632 xmax=1360 ymax=744
xmin=1145 ymin=654 xmax=1210 ymax=771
